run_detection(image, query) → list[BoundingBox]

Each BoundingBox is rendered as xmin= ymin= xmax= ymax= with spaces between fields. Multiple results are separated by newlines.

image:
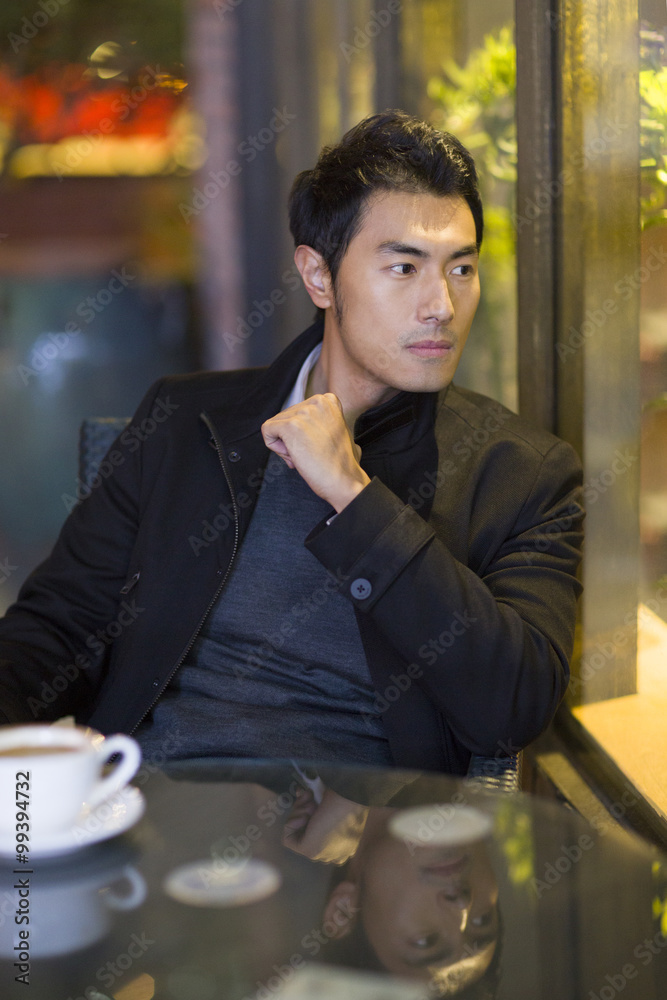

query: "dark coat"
xmin=0 ymin=320 xmax=584 ymax=773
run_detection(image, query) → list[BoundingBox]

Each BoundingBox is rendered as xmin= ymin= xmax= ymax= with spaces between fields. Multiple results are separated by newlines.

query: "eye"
xmin=412 ymin=934 xmax=438 ymax=949
xmin=390 ymin=263 xmax=416 ymax=275
xmin=451 ymin=264 xmax=475 ymax=276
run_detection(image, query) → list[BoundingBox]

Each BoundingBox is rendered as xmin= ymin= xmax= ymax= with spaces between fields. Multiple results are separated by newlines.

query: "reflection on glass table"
xmin=0 ymin=758 xmax=665 ymax=1000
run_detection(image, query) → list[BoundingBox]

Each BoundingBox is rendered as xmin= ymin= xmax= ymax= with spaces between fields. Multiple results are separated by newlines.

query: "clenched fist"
xmin=261 ymin=393 xmax=371 ymax=512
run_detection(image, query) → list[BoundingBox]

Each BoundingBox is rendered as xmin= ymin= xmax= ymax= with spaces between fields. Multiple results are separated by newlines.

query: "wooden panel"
xmin=557 ymin=0 xmax=641 ymax=701
xmin=515 ymin=0 xmax=558 ymax=432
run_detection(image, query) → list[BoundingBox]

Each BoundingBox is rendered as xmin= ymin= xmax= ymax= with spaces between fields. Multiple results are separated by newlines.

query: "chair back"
xmin=466 ymin=751 xmax=522 ymax=792
xmin=79 ymin=417 xmax=130 ymax=489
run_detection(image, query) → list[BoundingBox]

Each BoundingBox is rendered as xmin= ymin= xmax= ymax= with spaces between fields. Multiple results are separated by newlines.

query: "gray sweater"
xmin=135 ymin=451 xmax=392 ymax=765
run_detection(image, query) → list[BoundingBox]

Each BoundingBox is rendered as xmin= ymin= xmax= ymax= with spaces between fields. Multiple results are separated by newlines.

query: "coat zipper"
xmin=129 ymin=413 xmax=241 ymax=734
xmin=120 ymin=571 xmax=140 ymax=595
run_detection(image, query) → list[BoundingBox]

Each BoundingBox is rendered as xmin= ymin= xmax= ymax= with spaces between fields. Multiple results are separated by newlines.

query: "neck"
xmin=306 ymin=319 xmax=399 ymax=431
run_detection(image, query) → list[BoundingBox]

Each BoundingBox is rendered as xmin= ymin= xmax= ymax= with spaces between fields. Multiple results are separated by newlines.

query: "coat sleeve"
xmin=0 ymin=379 xmax=167 ymax=725
xmin=304 ymin=438 xmax=584 ymax=757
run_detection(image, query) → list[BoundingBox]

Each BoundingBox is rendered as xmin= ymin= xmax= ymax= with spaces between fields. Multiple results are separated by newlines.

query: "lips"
xmin=406 ymin=341 xmax=454 ymax=357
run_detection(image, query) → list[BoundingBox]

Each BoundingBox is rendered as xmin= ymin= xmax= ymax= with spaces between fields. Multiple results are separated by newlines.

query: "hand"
xmin=261 ymin=393 xmax=371 ymax=512
xmin=281 ymin=786 xmax=369 ymax=864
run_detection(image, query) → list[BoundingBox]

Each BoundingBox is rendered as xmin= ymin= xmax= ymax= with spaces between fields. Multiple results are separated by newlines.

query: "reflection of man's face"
xmin=355 ymin=832 xmax=498 ymax=983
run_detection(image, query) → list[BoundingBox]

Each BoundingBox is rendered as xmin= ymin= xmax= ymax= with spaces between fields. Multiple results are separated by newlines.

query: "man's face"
xmin=323 ymin=189 xmax=481 ymax=406
xmin=356 ymin=834 xmax=498 ymax=982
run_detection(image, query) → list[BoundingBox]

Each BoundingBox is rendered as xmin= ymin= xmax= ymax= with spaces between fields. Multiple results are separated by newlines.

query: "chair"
xmin=78 ymin=418 xmax=522 ymax=791
xmin=466 ymin=751 xmax=522 ymax=793
xmin=79 ymin=417 xmax=130 ymax=489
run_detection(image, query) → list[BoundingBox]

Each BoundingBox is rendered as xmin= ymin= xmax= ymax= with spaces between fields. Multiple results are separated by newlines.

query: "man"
xmin=0 ymin=111 xmax=583 ymax=774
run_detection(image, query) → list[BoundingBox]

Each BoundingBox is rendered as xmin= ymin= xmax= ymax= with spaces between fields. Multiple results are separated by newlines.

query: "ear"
xmin=321 ymin=879 xmax=360 ymax=941
xmin=294 ymin=245 xmax=333 ymax=310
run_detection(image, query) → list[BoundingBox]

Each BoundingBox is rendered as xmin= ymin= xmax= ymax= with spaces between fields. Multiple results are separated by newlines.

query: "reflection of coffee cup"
xmin=0 ymin=863 xmax=146 ymax=958
xmin=0 ymin=725 xmax=141 ymax=837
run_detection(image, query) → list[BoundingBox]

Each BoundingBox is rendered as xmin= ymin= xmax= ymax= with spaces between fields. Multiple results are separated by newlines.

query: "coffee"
xmin=0 ymin=745 xmax=79 ymax=757
xmin=0 ymin=725 xmax=141 ymax=837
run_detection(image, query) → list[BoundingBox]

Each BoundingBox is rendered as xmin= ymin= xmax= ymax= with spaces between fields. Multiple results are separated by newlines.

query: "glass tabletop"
xmin=1 ymin=758 xmax=665 ymax=1000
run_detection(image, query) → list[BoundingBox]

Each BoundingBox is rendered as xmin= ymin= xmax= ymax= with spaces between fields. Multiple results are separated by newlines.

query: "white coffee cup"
xmin=0 ymin=863 xmax=146 ymax=958
xmin=0 ymin=724 xmax=141 ymax=837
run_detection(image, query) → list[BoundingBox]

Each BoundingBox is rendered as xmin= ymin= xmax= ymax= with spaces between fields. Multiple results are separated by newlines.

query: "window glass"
xmin=639 ymin=10 xmax=667 ymax=621
xmin=0 ymin=1 xmax=198 ymax=612
xmin=401 ymin=1 xmax=516 ymax=410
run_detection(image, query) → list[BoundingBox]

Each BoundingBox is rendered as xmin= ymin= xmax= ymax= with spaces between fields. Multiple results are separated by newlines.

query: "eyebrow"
xmin=375 ymin=240 xmax=479 ymax=260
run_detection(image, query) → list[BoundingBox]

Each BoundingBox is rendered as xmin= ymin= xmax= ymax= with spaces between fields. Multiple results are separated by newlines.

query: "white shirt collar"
xmin=281 ymin=343 xmax=322 ymax=410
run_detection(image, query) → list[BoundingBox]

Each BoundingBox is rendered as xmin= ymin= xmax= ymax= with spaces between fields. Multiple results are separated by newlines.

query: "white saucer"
xmin=389 ymin=804 xmax=493 ymax=847
xmin=0 ymin=785 xmax=145 ymax=858
xmin=164 ymin=858 xmax=281 ymax=908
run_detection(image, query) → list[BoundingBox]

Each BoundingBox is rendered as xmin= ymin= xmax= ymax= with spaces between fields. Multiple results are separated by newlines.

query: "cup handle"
xmin=104 ymin=866 xmax=147 ymax=911
xmin=87 ymin=734 xmax=142 ymax=808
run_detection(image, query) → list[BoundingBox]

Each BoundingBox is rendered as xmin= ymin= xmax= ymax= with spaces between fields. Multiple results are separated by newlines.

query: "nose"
xmin=439 ymin=884 xmax=471 ymax=911
xmin=418 ymin=275 xmax=454 ymax=325
xmin=437 ymin=885 xmax=471 ymax=933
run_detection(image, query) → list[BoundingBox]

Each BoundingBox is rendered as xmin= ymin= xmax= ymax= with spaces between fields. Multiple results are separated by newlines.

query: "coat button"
xmin=228 ymin=450 xmax=241 ymax=462
xmin=152 ymin=678 xmax=160 ymax=687
xmin=350 ymin=578 xmax=372 ymax=600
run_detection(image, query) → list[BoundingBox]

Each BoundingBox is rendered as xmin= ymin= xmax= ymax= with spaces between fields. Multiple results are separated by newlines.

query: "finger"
xmin=262 ymin=431 xmax=295 ymax=467
xmin=260 ymin=420 xmax=283 ymax=447
xmin=265 ymin=447 xmax=295 ymax=469
xmin=283 ymin=813 xmax=310 ymax=834
xmin=322 ymin=392 xmax=344 ymax=412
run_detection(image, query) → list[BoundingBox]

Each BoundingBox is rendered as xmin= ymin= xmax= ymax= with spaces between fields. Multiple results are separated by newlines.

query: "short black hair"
xmin=320 ymin=857 xmax=501 ymax=998
xmin=288 ymin=109 xmax=483 ymax=285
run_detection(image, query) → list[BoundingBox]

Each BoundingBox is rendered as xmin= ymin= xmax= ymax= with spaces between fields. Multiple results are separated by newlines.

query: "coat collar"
xmin=202 ymin=315 xmax=446 ymax=454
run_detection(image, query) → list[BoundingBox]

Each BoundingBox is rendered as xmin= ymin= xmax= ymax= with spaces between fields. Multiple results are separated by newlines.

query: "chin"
xmin=396 ymin=373 xmax=456 ymax=394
